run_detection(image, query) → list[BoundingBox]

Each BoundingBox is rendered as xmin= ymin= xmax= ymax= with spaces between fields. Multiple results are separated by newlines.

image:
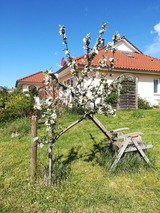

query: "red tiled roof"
xmin=17 ymin=71 xmax=45 ymax=83
xmin=75 ymin=48 xmax=160 ymax=72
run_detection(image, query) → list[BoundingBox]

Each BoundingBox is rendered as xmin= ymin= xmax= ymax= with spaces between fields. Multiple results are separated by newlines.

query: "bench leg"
xmin=132 ymin=140 xmax=152 ymax=166
xmin=111 ymin=139 xmax=129 ymax=170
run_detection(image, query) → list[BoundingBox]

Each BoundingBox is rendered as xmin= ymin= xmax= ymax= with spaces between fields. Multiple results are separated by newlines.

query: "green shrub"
xmin=138 ymin=97 xmax=152 ymax=109
xmin=0 ymin=89 xmax=34 ymax=122
xmin=105 ymin=92 xmax=118 ymax=105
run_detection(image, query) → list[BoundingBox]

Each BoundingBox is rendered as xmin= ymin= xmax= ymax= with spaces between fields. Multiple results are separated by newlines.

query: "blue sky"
xmin=1 ymin=0 xmax=160 ymax=88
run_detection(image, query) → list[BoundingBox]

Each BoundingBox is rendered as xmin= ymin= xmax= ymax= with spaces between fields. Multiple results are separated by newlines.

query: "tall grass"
xmin=0 ymin=109 xmax=160 ymax=212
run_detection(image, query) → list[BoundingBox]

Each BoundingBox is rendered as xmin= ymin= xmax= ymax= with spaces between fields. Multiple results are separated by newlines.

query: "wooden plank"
xmin=125 ymin=143 xmax=153 ymax=152
xmin=113 ymin=141 xmax=153 ymax=151
xmin=118 ymin=132 xmax=143 ymax=139
xmin=111 ymin=127 xmax=130 ymax=132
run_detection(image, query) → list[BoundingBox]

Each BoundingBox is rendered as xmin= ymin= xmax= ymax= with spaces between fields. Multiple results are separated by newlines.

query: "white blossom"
xmin=112 ymin=32 xmax=121 ymax=43
xmin=25 ymin=93 xmax=30 ymax=97
xmin=48 ymin=70 xmax=53 ymax=74
xmin=33 ymin=137 xmax=39 ymax=142
xmin=34 ymin=97 xmax=42 ymax=110
xmin=65 ymin=50 xmax=69 ymax=55
xmin=45 ymin=120 xmax=50 ymax=126
xmin=50 ymin=119 xmax=55 ymax=124
xmin=109 ymin=58 xmax=114 ymax=62
xmin=46 ymin=126 xmax=51 ymax=132
xmin=38 ymin=143 xmax=44 ymax=148
xmin=46 ymin=98 xmax=53 ymax=106
xmin=50 ymin=112 xmax=57 ymax=119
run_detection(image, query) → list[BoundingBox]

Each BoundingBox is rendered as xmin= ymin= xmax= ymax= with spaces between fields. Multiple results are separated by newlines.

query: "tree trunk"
xmin=31 ymin=115 xmax=37 ymax=180
xmin=48 ymin=143 xmax=53 ymax=184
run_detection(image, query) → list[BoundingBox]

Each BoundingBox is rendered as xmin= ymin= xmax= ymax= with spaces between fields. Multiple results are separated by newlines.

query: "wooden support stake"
xmin=88 ymin=114 xmax=112 ymax=140
xmin=31 ymin=115 xmax=37 ymax=180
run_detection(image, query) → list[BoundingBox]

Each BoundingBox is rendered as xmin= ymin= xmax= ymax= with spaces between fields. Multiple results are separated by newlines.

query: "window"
xmin=28 ymin=85 xmax=39 ymax=96
xmin=29 ymin=85 xmax=37 ymax=91
xmin=64 ymin=78 xmax=74 ymax=86
xmin=154 ymin=79 xmax=159 ymax=93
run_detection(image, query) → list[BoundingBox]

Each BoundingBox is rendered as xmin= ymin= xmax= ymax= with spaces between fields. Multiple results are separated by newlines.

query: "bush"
xmin=0 ymin=89 xmax=34 ymax=122
xmin=138 ymin=97 xmax=152 ymax=109
xmin=105 ymin=92 xmax=118 ymax=105
xmin=0 ymin=108 xmax=19 ymax=122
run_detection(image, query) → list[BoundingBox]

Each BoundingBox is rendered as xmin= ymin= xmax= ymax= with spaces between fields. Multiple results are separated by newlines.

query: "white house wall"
xmin=99 ymin=71 xmax=160 ymax=106
xmin=22 ymin=85 xmax=28 ymax=92
xmin=57 ymin=68 xmax=160 ymax=106
xmin=21 ymin=84 xmax=43 ymax=92
xmin=138 ymin=74 xmax=160 ymax=105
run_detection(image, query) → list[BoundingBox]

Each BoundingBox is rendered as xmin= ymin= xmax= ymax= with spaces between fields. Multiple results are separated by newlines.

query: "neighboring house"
xmin=16 ymin=71 xmax=44 ymax=92
xmin=15 ymin=71 xmax=58 ymax=99
xmin=56 ymin=36 xmax=160 ymax=107
xmin=15 ymin=71 xmax=46 ymax=99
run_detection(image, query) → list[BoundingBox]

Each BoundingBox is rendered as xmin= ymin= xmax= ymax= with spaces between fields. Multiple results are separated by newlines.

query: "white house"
xmin=16 ymin=71 xmax=44 ymax=92
xmin=15 ymin=71 xmax=47 ymax=99
xmin=56 ymin=36 xmax=160 ymax=107
xmin=15 ymin=71 xmax=58 ymax=99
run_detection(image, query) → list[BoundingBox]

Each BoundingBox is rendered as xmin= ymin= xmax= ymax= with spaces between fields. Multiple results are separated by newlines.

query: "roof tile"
xmin=17 ymin=71 xmax=45 ymax=83
xmin=75 ymin=48 xmax=160 ymax=72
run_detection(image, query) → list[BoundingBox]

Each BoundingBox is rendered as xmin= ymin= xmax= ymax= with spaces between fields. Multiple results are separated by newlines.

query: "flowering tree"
xmin=58 ymin=23 xmax=121 ymax=115
xmin=33 ymin=23 xmax=121 ymax=183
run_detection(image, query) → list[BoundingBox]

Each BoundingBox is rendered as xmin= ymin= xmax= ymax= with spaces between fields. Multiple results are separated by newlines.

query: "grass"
xmin=0 ymin=109 xmax=160 ymax=212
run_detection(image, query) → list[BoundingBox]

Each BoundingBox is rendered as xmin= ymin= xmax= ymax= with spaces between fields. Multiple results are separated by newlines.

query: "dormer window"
xmin=123 ymin=52 xmax=134 ymax=58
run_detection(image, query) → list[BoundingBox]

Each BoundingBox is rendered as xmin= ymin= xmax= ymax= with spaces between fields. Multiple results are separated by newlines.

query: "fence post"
xmin=31 ymin=115 xmax=37 ymax=180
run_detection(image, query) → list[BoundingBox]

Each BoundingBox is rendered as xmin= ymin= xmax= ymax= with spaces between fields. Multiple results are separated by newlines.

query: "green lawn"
xmin=0 ymin=109 xmax=160 ymax=212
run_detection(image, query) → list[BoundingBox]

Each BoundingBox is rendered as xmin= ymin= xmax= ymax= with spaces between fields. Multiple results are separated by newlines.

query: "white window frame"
xmin=64 ymin=77 xmax=74 ymax=86
xmin=153 ymin=79 xmax=159 ymax=94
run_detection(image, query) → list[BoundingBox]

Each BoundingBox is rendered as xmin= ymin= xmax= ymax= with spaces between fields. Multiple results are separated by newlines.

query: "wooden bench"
xmin=110 ymin=128 xmax=153 ymax=169
xmin=87 ymin=115 xmax=153 ymax=170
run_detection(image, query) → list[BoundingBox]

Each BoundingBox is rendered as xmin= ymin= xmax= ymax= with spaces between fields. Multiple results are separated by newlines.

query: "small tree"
xmin=33 ymin=23 xmax=121 ymax=183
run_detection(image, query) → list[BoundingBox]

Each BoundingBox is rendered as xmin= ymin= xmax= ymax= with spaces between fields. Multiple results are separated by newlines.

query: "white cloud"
xmin=154 ymin=22 xmax=160 ymax=38
xmin=144 ymin=22 xmax=160 ymax=57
